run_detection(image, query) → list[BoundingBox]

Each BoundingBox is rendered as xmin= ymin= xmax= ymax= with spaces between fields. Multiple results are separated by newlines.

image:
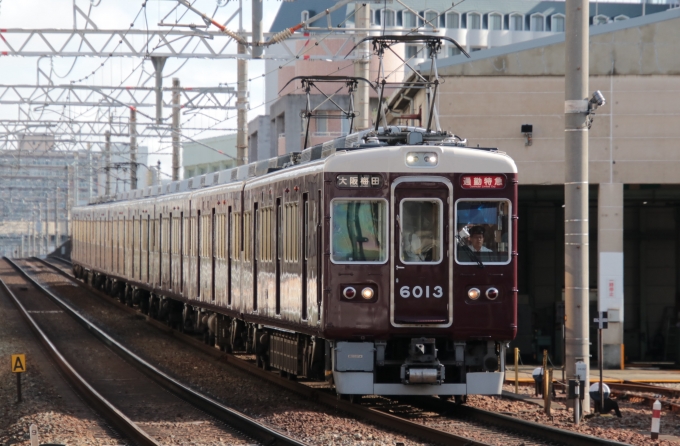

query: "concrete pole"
xmin=172 ymin=78 xmax=181 ymax=180
xmin=30 ymin=210 xmax=35 ymax=256
xmin=353 ymin=2 xmax=371 ymax=130
xmin=87 ymin=143 xmax=93 ymax=201
xmin=21 ymin=235 xmax=24 ymax=258
xmin=65 ymin=173 xmax=70 ymax=239
xmin=251 ymin=0 xmax=263 ymax=59
xmin=564 ymin=0 xmax=590 ymax=413
xmin=105 ymin=131 xmax=111 ymax=196
xmin=236 ymin=44 xmax=249 ymax=166
xmin=151 ymin=57 xmax=167 ymax=125
xmin=39 ymin=202 xmax=44 ymax=255
xmin=54 ymin=188 xmax=59 ymax=248
xmin=46 ymin=197 xmax=49 ymax=252
xmin=130 ymin=107 xmax=138 ymax=190
xmin=73 ymin=153 xmax=79 ymax=207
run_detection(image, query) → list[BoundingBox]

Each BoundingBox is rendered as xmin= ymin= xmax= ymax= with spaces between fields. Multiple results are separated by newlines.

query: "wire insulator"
xmin=268 ymin=28 xmax=293 ymax=45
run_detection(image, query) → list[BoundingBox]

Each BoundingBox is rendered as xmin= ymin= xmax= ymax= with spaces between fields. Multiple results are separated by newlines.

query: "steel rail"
xmin=0 ymin=262 xmax=159 ymax=446
xmin=36 ymin=257 xmax=490 ymax=446
xmin=12 ymin=257 xmax=310 ymax=446
xmin=406 ymin=396 xmax=629 ymax=446
xmin=614 ymin=382 xmax=680 ymax=398
xmin=39 ymin=257 xmax=634 ymax=446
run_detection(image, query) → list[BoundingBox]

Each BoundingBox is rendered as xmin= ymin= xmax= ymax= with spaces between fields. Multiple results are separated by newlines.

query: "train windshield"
xmin=455 ymin=200 xmax=511 ymax=264
xmin=331 ymin=199 xmax=387 ymax=263
xmin=400 ymin=199 xmax=443 ymax=264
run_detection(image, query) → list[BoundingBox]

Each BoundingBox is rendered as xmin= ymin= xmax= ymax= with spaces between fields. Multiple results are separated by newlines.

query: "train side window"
xmin=454 ymin=199 xmax=511 ymax=265
xmin=244 ymin=211 xmax=252 ymax=262
xmin=400 ymin=199 xmax=443 ymax=264
xmin=330 ymin=199 xmax=388 ymax=264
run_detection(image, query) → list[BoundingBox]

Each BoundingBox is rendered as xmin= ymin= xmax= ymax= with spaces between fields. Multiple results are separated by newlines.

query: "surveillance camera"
xmin=590 ymin=90 xmax=606 ymax=108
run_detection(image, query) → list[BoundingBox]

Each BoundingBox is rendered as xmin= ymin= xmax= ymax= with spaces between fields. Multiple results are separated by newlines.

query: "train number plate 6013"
xmin=399 ymin=285 xmax=443 ymax=298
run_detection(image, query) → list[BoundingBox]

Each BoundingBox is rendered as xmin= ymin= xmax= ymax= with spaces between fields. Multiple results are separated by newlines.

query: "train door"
xmin=211 ymin=207 xmax=216 ymax=302
xmin=275 ymin=197 xmax=282 ymax=315
xmin=253 ymin=202 xmax=258 ymax=311
xmin=301 ymin=193 xmax=308 ymax=320
xmin=391 ymin=178 xmax=452 ymax=326
xmin=197 ymin=209 xmax=201 ymax=299
xmin=227 ymin=206 xmax=232 ymax=306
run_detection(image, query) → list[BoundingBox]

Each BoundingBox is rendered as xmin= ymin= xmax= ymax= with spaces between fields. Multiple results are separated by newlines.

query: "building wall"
xmin=182 ymin=134 xmax=237 ymax=178
xmin=397 ymin=11 xmax=680 ymax=363
xmin=417 ymin=12 xmax=680 ymax=186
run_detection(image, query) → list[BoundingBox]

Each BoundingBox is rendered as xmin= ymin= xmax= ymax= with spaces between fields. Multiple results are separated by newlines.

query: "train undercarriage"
xmin=74 ymin=265 xmax=506 ymax=399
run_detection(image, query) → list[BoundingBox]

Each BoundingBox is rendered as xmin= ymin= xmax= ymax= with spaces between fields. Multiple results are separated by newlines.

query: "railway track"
xmin=34 ymin=256 xmax=630 ymax=446
xmin=2 ymin=257 xmax=309 ymax=446
xmin=608 ymin=383 xmax=680 ymax=412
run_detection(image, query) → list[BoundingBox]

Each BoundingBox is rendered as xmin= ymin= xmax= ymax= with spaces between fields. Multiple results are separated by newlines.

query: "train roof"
xmin=82 ymin=126 xmax=512 ymax=207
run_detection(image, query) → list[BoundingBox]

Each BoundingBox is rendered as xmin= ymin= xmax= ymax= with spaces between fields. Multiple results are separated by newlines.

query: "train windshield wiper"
xmin=455 ymin=236 xmax=484 ymax=268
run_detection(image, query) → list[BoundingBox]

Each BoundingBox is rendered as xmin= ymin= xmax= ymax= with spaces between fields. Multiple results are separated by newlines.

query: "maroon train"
xmin=71 ymin=126 xmax=518 ymax=398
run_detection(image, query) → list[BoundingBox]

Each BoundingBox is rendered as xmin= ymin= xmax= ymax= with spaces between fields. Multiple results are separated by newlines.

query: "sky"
xmin=0 ymin=0 xmax=282 ymax=179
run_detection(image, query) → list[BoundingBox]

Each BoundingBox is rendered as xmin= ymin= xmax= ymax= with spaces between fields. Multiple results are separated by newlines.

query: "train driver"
xmin=468 ymin=226 xmax=492 ymax=253
xmin=457 ymin=225 xmax=497 ymax=262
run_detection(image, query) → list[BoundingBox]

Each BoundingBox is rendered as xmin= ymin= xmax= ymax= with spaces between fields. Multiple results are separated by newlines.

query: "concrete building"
xmin=389 ymin=8 xmax=680 ymax=367
xmin=95 ymin=143 xmax=150 ymax=196
xmin=0 ymin=144 xmax=103 ymax=255
xmin=251 ymin=0 xmax=678 ymax=161
xmin=182 ymin=134 xmax=237 ymax=179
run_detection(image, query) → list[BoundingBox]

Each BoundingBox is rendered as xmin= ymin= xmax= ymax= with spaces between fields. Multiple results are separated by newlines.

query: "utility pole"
xmin=151 ymin=57 xmax=167 ymax=125
xmin=39 ymin=202 xmax=44 ymax=255
xmin=65 ymin=173 xmax=70 ymax=239
xmin=30 ymin=209 xmax=35 ymax=257
xmin=172 ymin=78 xmax=181 ymax=181
xmin=236 ymin=44 xmax=248 ymax=166
xmin=87 ymin=143 xmax=93 ymax=201
xmin=130 ymin=107 xmax=138 ymax=190
xmin=54 ymin=188 xmax=59 ymax=248
xmin=73 ymin=152 xmax=79 ymax=207
xmin=105 ymin=131 xmax=111 ymax=196
xmin=354 ymin=2 xmax=371 ymax=130
xmin=251 ymin=0 xmax=264 ymax=59
xmin=564 ymin=0 xmax=590 ymax=413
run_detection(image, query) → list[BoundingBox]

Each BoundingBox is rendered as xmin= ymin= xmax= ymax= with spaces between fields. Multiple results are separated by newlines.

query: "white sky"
xmin=0 ymin=0 xmax=281 ymax=178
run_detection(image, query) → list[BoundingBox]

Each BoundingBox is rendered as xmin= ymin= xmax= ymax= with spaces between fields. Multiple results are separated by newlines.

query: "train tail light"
xmin=343 ymin=287 xmax=356 ymax=299
xmin=486 ymin=288 xmax=499 ymax=300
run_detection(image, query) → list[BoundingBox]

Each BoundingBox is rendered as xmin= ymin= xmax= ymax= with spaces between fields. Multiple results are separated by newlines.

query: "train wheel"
xmin=439 ymin=395 xmax=450 ymax=401
xmin=348 ymin=394 xmax=363 ymax=404
xmin=454 ymin=395 xmax=467 ymax=405
xmin=140 ymin=296 xmax=149 ymax=315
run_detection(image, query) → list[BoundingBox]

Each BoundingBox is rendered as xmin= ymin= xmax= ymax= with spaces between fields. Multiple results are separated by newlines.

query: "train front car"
xmin=322 ymin=142 xmax=517 ymax=398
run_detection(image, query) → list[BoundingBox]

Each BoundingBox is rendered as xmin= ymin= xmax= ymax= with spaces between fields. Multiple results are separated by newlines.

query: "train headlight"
xmin=343 ymin=287 xmax=356 ymax=299
xmin=406 ymin=151 xmax=439 ymax=167
xmin=468 ymin=288 xmax=481 ymax=300
xmin=486 ymin=288 xmax=499 ymax=300
xmin=361 ymin=287 xmax=374 ymax=300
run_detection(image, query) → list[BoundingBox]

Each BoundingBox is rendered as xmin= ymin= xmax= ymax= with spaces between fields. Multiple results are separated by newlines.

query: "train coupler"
xmin=400 ymin=337 xmax=444 ymax=384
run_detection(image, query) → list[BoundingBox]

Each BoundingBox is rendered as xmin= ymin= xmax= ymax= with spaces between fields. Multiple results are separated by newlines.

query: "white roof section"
xmin=324 ymin=145 xmax=517 ymax=174
xmin=431 ymin=7 xmax=680 ymax=72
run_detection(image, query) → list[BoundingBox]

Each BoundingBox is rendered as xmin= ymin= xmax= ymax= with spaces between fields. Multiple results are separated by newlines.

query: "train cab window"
xmin=455 ymin=200 xmax=511 ymax=264
xmin=400 ymin=199 xmax=443 ymax=264
xmin=331 ymin=199 xmax=387 ymax=263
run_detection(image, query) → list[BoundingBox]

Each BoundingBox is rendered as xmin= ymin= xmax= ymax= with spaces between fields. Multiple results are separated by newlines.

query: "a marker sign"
xmin=11 ymin=354 xmax=26 ymax=373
